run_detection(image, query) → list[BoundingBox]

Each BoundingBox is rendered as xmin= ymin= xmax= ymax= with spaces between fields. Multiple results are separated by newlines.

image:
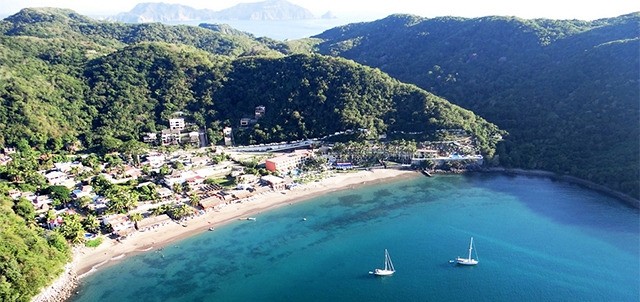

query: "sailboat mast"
xmin=468 ymin=237 xmax=474 ymax=260
xmin=384 ymin=249 xmax=388 ymax=270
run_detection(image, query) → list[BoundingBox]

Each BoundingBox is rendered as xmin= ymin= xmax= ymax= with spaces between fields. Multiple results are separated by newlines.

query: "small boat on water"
xmin=208 ymin=227 xmax=215 ymax=231
xmin=420 ymin=169 xmax=432 ymax=177
xmin=369 ymin=249 xmax=395 ymax=276
xmin=455 ymin=237 xmax=479 ymax=266
xmin=246 ymin=217 xmax=256 ymax=221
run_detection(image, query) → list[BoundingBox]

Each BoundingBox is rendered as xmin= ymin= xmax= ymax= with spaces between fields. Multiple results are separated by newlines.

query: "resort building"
xmin=169 ymin=118 xmax=185 ymax=131
xmin=161 ymin=129 xmax=182 ymax=145
xmin=137 ymin=214 xmax=171 ymax=232
xmin=102 ymin=214 xmax=135 ymax=238
xmin=265 ymin=150 xmax=312 ymax=173
xmin=260 ymin=175 xmax=288 ymax=191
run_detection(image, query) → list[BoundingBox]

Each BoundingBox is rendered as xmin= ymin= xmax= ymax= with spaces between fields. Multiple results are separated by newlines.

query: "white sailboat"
xmin=455 ymin=237 xmax=479 ymax=266
xmin=371 ymin=249 xmax=395 ymax=276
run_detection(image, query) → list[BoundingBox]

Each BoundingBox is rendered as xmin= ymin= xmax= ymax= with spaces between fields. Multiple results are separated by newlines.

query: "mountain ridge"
xmin=112 ymin=0 xmax=316 ymax=23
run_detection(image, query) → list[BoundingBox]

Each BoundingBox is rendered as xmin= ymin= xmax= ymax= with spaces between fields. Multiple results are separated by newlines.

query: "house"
xmin=137 ymin=214 xmax=171 ymax=232
xmin=223 ymin=127 xmax=233 ymax=146
xmin=229 ymin=189 xmax=253 ymax=201
xmin=0 ymin=154 xmax=11 ymax=166
xmin=260 ymin=175 xmax=287 ymax=191
xmin=44 ymin=171 xmax=70 ymax=186
xmin=143 ymin=132 xmax=158 ymax=144
xmin=72 ymin=185 xmax=93 ymax=199
xmin=265 ymin=150 xmax=313 ymax=173
xmin=123 ymin=165 xmax=143 ymax=179
xmin=161 ymin=129 xmax=182 ymax=145
xmin=199 ymin=196 xmax=225 ymax=210
xmin=3 ymin=147 xmax=16 ymax=154
xmin=239 ymin=118 xmax=251 ymax=127
xmin=47 ymin=216 xmax=64 ymax=229
xmin=32 ymin=195 xmax=53 ymax=211
xmin=53 ymin=162 xmax=83 ymax=173
xmin=102 ymin=214 xmax=135 ymax=237
xmin=88 ymin=196 xmax=108 ymax=214
xmin=169 ymin=118 xmax=185 ymax=131
xmin=8 ymin=189 xmax=21 ymax=200
xmin=157 ymin=187 xmax=174 ymax=199
xmin=190 ymin=156 xmax=209 ymax=167
xmin=144 ymin=152 xmax=166 ymax=168
xmin=255 ymin=105 xmax=266 ymax=119
xmin=188 ymin=131 xmax=200 ymax=144
xmin=413 ymin=149 xmax=440 ymax=159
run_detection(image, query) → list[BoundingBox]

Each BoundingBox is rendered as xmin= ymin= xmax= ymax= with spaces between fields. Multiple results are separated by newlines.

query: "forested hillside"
xmin=313 ymin=13 xmax=640 ymax=198
xmin=0 ymin=8 xmax=502 ymax=155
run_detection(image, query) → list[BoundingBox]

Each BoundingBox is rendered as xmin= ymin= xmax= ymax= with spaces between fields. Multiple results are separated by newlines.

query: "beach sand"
xmin=72 ymin=168 xmax=420 ymax=278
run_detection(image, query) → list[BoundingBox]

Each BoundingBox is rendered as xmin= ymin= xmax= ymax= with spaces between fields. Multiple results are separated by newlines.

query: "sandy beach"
xmin=72 ymin=168 xmax=420 ymax=278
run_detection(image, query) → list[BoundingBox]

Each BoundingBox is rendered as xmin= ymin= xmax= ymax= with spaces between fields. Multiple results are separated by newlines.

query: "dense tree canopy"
xmin=313 ymin=13 xmax=640 ymax=198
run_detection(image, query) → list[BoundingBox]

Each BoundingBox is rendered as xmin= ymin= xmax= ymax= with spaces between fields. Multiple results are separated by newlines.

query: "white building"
xmin=169 ymin=118 xmax=185 ymax=130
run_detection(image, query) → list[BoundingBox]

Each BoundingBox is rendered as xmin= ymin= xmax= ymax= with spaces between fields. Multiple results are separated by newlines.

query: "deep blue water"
xmin=70 ymin=174 xmax=639 ymax=302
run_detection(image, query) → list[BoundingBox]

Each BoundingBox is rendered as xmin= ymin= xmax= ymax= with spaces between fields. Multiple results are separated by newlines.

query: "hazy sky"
xmin=1 ymin=0 xmax=638 ymax=21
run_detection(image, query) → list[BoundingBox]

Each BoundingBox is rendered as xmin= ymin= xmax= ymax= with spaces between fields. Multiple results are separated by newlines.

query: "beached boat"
xmin=370 ymin=249 xmax=395 ymax=276
xmin=208 ymin=227 xmax=215 ymax=231
xmin=455 ymin=237 xmax=479 ymax=266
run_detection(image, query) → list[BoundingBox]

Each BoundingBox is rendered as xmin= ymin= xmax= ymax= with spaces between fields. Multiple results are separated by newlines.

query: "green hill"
xmin=313 ymin=13 xmax=640 ymax=198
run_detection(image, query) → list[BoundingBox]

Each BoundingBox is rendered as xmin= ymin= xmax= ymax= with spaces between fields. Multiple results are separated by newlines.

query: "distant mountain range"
xmin=112 ymin=0 xmax=322 ymax=23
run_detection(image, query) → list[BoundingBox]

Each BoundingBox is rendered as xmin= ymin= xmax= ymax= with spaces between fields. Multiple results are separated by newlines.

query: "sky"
xmin=1 ymin=0 xmax=638 ymax=21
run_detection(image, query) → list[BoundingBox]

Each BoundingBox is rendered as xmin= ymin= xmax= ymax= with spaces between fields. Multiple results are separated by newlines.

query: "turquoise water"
xmin=70 ymin=174 xmax=639 ymax=302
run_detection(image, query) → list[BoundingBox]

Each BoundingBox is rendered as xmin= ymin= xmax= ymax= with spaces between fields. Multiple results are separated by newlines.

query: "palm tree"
xmin=83 ymin=214 xmax=100 ymax=234
xmin=59 ymin=213 xmax=85 ymax=244
xmin=129 ymin=213 xmax=143 ymax=229
xmin=188 ymin=193 xmax=200 ymax=207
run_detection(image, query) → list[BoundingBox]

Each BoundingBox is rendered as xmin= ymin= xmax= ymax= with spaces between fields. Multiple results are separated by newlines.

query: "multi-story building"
xmin=265 ymin=150 xmax=312 ymax=173
xmin=169 ymin=118 xmax=185 ymax=130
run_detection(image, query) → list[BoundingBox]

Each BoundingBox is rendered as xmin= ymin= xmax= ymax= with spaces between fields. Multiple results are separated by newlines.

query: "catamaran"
xmin=455 ymin=237 xmax=479 ymax=266
xmin=370 ymin=249 xmax=395 ymax=276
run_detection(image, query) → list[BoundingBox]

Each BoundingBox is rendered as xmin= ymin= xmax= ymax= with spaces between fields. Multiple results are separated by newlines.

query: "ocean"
xmin=70 ymin=174 xmax=639 ymax=302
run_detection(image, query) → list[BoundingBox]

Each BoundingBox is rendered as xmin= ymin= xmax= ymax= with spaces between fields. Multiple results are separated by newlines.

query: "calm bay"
xmin=70 ymin=174 xmax=639 ymax=302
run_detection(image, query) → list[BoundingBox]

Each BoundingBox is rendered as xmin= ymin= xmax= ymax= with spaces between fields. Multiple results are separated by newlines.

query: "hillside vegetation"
xmin=313 ymin=13 xmax=640 ymax=198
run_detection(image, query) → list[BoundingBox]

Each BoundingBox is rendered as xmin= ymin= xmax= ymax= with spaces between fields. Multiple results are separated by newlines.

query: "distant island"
xmin=112 ymin=0 xmax=317 ymax=23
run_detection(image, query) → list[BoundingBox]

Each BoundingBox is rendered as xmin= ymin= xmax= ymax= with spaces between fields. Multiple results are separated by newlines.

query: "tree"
xmin=57 ymin=213 xmax=85 ymax=244
xmin=46 ymin=185 xmax=71 ymax=206
xmin=13 ymin=198 xmax=35 ymax=221
xmin=83 ymin=214 xmax=100 ymax=234
xmin=129 ymin=212 xmax=143 ymax=229
xmin=188 ymin=193 xmax=200 ymax=207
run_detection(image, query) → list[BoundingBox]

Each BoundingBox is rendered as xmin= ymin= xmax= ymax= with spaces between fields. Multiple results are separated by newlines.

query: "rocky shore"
xmin=31 ymin=263 xmax=78 ymax=302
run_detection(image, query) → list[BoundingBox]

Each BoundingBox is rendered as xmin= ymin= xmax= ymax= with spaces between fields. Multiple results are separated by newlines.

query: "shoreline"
xmin=73 ymin=168 xmax=419 ymax=276
xmin=477 ymin=167 xmax=640 ymax=209
xmin=34 ymin=166 xmax=638 ymax=301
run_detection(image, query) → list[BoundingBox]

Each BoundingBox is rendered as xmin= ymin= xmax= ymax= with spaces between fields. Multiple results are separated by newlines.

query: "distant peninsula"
xmin=112 ymin=0 xmax=316 ymax=23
